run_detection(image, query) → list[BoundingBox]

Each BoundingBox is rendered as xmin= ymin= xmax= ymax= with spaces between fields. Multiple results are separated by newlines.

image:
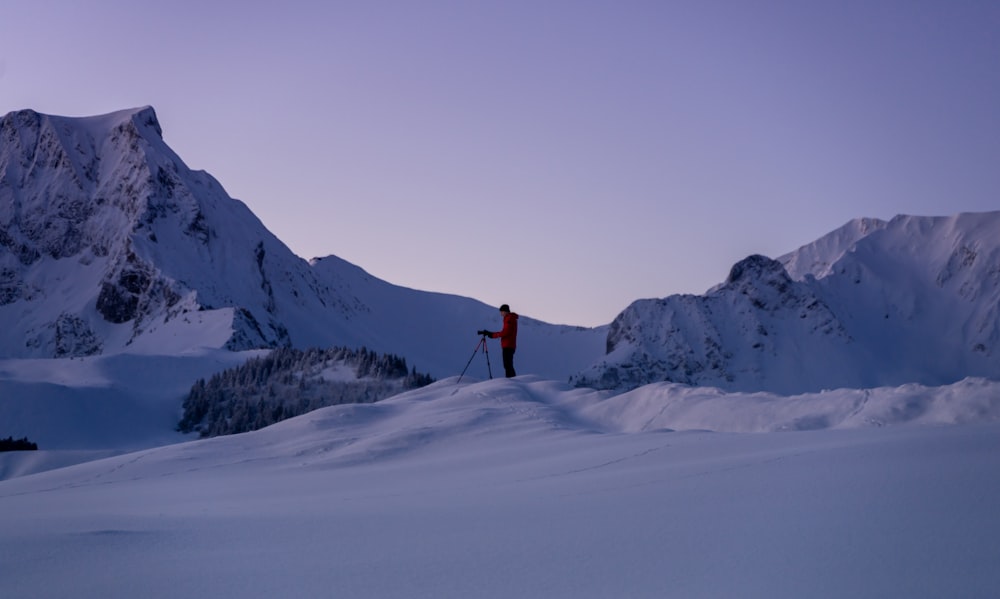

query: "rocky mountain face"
xmin=0 ymin=106 xmax=343 ymax=358
xmin=574 ymin=212 xmax=1000 ymax=394
xmin=0 ymin=107 xmax=605 ymax=380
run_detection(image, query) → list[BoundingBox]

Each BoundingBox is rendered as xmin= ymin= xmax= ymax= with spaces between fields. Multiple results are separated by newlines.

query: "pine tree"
xmin=0 ymin=436 xmax=39 ymax=451
xmin=176 ymin=346 xmax=435 ymax=437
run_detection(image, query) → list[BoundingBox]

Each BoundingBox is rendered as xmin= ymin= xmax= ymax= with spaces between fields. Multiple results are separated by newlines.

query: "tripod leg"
xmin=482 ymin=338 xmax=493 ymax=380
xmin=457 ymin=337 xmax=487 ymax=383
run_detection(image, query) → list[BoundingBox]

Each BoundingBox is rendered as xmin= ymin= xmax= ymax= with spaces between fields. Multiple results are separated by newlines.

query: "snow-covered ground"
xmin=0 ymin=351 xmax=265 ymax=478
xmin=2 ymin=374 xmax=999 ymax=598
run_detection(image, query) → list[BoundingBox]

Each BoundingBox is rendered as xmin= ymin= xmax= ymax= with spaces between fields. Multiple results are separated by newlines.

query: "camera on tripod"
xmin=458 ymin=330 xmax=494 ymax=383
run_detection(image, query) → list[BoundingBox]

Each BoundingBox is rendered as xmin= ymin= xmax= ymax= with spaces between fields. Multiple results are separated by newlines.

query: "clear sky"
xmin=2 ymin=1 xmax=998 ymax=327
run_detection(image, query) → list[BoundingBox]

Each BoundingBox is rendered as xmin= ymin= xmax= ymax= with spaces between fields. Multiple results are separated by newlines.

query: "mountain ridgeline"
xmin=178 ymin=346 xmax=434 ymax=438
xmin=0 ymin=106 xmax=606 ymax=381
xmin=573 ymin=213 xmax=1000 ymax=394
xmin=4 ymin=106 xmax=1000 ymax=397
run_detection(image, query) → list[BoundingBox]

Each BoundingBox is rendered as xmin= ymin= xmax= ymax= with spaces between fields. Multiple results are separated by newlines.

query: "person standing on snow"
xmin=478 ymin=304 xmax=518 ymax=377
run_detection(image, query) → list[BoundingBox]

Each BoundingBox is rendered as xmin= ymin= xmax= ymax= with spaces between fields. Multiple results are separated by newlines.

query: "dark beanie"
xmin=499 ymin=304 xmax=510 ymax=313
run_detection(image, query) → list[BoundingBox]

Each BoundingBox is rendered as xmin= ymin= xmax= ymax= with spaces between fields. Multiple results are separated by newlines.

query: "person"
xmin=478 ymin=304 xmax=519 ymax=377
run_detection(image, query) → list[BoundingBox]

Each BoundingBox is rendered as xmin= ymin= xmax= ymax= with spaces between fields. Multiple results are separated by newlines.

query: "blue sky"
xmin=2 ymin=1 xmax=998 ymax=326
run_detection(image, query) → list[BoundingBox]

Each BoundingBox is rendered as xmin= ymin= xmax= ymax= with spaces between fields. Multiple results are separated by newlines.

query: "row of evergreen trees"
xmin=0 ymin=436 xmax=38 ymax=452
xmin=177 ymin=346 xmax=434 ymax=438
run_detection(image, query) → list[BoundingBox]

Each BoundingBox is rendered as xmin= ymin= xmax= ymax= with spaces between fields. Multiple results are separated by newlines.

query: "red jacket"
xmin=491 ymin=312 xmax=518 ymax=349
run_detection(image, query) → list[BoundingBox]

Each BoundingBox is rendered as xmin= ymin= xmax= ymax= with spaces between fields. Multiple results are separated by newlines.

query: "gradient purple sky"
xmin=3 ymin=1 xmax=999 ymax=326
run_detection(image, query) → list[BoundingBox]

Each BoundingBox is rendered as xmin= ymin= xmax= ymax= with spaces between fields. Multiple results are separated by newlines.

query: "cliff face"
xmin=0 ymin=107 xmax=342 ymax=357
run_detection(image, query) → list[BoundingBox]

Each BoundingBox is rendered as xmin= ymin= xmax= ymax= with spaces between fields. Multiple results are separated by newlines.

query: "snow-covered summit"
xmin=778 ymin=216 xmax=887 ymax=280
xmin=0 ymin=107 xmax=603 ymax=379
xmin=573 ymin=253 xmax=854 ymax=394
xmin=2 ymin=105 xmax=324 ymax=356
xmin=575 ymin=211 xmax=1000 ymax=394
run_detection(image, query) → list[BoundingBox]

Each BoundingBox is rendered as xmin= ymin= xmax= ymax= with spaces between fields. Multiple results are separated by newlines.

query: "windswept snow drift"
xmin=2 ymin=376 xmax=1000 ymax=599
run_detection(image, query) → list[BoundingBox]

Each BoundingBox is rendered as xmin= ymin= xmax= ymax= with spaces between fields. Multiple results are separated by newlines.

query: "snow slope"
xmin=307 ymin=254 xmax=607 ymax=382
xmin=2 ymin=377 xmax=999 ymax=598
xmin=0 ymin=349 xmax=266 ymax=478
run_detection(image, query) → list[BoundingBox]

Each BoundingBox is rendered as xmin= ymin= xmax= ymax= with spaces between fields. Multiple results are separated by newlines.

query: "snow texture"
xmin=1 ymin=376 xmax=999 ymax=599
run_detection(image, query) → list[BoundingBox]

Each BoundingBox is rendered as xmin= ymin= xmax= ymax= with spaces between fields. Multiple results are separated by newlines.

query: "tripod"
xmin=457 ymin=334 xmax=493 ymax=383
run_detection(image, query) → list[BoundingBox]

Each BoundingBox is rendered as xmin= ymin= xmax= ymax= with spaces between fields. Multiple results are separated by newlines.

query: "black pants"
xmin=502 ymin=347 xmax=516 ymax=378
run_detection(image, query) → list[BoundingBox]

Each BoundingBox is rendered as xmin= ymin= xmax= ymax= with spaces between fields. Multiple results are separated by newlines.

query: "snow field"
xmin=2 ymin=376 xmax=1000 ymax=598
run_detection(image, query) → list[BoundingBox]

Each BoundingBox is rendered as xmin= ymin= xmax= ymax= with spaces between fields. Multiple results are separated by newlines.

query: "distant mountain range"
xmin=3 ymin=107 xmax=999 ymax=394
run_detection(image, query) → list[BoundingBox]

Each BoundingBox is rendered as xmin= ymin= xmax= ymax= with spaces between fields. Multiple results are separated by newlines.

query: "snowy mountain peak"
xmin=577 ymin=211 xmax=1000 ymax=394
xmin=0 ymin=107 xmax=603 ymax=380
xmin=9 ymin=105 xmax=162 ymax=135
xmin=778 ymin=216 xmax=887 ymax=280
xmin=0 ymin=105 xmax=173 ymax=262
xmin=725 ymin=254 xmax=789 ymax=287
xmin=1 ymin=105 xmax=298 ymax=356
xmin=574 ymin=249 xmax=852 ymax=394
xmin=126 ymin=105 xmax=163 ymax=138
